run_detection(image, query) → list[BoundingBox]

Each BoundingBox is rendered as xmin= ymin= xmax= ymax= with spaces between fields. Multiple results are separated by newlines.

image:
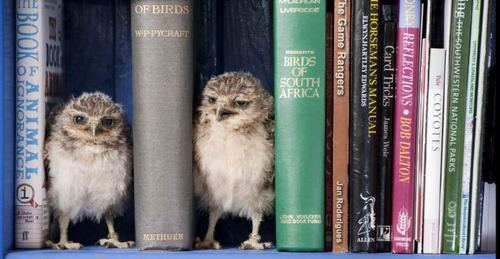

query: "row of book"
xmin=274 ymin=0 xmax=496 ymax=254
xmin=8 ymin=0 xmax=496 ymax=254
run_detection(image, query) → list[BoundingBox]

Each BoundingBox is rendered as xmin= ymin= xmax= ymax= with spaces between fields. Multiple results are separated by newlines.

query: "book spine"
xmin=325 ymin=6 xmax=334 ymax=251
xmin=376 ymin=3 xmax=396 ymax=252
xmin=0 ymin=2 xmax=5 ymax=254
xmin=458 ymin=0 xmax=482 ymax=254
xmin=274 ymin=0 xmax=326 ymax=252
xmin=442 ymin=0 xmax=473 ymax=253
xmin=468 ymin=0 xmax=491 ymax=253
xmin=480 ymin=184 xmax=496 ymax=252
xmin=349 ymin=0 xmax=380 ymax=252
xmin=332 ymin=0 xmax=350 ymax=253
xmin=438 ymin=0 xmax=454 ymax=252
xmin=422 ymin=48 xmax=446 ymax=254
xmin=414 ymin=4 xmax=427 ymax=253
xmin=15 ymin=0 xmax=63 ymax=248
xmin=2 ymin=0 xmax=16 ymax=253
xmin=390 ymin=0 xmax=421 ymax=254
xmin=131 ymin=0 xmax=194 ymax=250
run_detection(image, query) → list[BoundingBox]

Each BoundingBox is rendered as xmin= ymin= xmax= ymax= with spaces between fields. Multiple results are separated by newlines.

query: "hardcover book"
xmin=325 ymin=4 xmax=333 ymax=251
xmin=15 ymin=0 xmax=63 ymax=248
xmin=349 ymin=0 xmax=380 ymax=252
xmin=2 ymin=0 xmax=16 ymax=254
xmin=376 ymin=2 xmax=397 ymax=253
xmin=391 ymin=0 xmax=421 ymax=254
xmin=442 ymin=0 xmax=473 ymax=253
xmin=332 ymin=0 xmax=350 ymax=252
xmin=274 ymin=0 xmax=326 ymax=251
xmin=131 ymin=0 xmax=194 ymax=250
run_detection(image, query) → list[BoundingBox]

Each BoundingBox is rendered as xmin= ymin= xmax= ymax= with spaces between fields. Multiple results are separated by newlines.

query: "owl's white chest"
xmin=195 ymin=123 xmax=273 ymax=217
xmin=47 ymin=141 xmax=130 ymax=222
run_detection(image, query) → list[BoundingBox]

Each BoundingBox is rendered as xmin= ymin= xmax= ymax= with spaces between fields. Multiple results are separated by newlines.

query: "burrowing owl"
xmin=44 ymin=92 xmax=133 ymax=249
xmin=194 ymin=72 xmax=274 ymax=250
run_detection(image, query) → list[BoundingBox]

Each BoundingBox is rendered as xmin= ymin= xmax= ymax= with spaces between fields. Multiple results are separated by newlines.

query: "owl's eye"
xmin=73 ymin=115 xmax=87 ymax=125
xmin=101 ymin=117 xmax=115 ymax=128
xmin=208 ymin=96 xmax=217 ymax=104
xmin=234 ymin=100 xmax=249 ymax=108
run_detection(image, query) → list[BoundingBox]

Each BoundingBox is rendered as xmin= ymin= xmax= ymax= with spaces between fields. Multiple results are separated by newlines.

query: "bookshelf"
xmin=1 ymin=0 xmax=495 ymax=258
xmin=5 ymin=247 xmax=497 ymax=259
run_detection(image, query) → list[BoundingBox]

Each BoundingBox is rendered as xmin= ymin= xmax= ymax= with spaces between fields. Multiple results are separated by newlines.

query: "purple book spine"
xmin=391 ymin=0 xmax=421 ymax=254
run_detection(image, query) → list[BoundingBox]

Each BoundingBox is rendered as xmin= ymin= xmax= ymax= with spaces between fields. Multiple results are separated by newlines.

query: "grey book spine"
xmin=131 ymin=0 xmax=194 ymax=250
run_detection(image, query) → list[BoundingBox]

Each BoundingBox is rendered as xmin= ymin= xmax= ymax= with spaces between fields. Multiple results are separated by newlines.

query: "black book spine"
xmin=376 ymin=3 xmax=397 ymax=252
xmin=349 ymin=0 xmax=380 ymax=252
xmin=325 ymin=3 xmax=334 ymax=251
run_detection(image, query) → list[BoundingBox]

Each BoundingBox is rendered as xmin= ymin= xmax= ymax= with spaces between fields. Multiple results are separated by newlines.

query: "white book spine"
xmin=480 ymin=183 xmax=496 ymax=252
xmin=438 ymin=0 xmax=453 ymax=253
xmin=414 ymin=4 xmax=428 ymax=253
xmin=459 ymin=0 xmax=482 ymax=254
xmin=15 ymin=0 xmax=63 ymax=248
xmin=468 ymin=0 xmax=490 ymax=254
xmin=422 ymin=48 xmax=446 ymax=254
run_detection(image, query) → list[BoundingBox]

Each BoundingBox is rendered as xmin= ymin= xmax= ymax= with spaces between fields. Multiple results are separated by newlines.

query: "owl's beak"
xmin=216 ymin=106 xmax=234 ymax=121
xmin=90 ymin=124 xmax=97 ymax=137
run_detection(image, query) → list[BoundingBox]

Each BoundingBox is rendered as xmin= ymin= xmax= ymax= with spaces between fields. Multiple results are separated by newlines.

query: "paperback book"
xmin=391 ymin=0 xmax=421 ymax=254
xmin=442 ymin=0 xmax=473 ymax=253
xmin=468 ymin=0 xmax=492 ymax=253
xmin=459 ymin=0 xmax=482 ymax=253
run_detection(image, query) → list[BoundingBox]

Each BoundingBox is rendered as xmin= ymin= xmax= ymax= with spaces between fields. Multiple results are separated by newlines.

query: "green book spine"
xmin=442 ymin=0 xmax=474 ymax=253
xmin=274 ymin=0 xmax=326 ymax=251
xmin=459 ymin=0 xmax=482 ymax=254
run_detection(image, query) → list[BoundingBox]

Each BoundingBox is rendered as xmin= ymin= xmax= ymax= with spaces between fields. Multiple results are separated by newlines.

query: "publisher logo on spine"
xmin=396 ymin=206 xmax=411 ymax=235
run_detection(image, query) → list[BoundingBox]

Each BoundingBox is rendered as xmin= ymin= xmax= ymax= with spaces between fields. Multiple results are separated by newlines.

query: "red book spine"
xmin=391 ymin=0 xmax=421 ymax=254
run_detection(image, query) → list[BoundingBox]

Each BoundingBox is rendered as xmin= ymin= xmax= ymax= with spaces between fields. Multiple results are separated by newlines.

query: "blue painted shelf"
xmin=5 ymin=247 xmax=497 ymax=259
xmin=2 ymin=1 xmax=497 ymax=259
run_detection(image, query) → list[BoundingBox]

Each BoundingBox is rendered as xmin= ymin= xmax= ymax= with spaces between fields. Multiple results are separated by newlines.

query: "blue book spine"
xmin=1 ymin=0 xmax=5 ymax=254
xmin=2 ymin=0 xmax=15 ymax=255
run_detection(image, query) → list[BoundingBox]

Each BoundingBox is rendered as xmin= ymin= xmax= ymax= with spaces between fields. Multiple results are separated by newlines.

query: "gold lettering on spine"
xmin=143 ymin=233 xmax=184 ymax=241
xmin=134 ymin=4 xmax=190 ymax=15
xmin=132 ymin=4 xmax=191 ymax=39
xmin=367 ymin=0 xmax=379 ymax=137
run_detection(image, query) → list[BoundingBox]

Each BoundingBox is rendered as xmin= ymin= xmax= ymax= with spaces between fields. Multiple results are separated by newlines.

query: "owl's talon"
xmin=98 ymin=237 xmax=134 ymax=249
xmin=194 ymin=237 xmax=222 ymax=250
xmin=239 ymin=238 xmax=272 ymax=250
xmin=45 ymin=240 xmax=83 ymax=250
